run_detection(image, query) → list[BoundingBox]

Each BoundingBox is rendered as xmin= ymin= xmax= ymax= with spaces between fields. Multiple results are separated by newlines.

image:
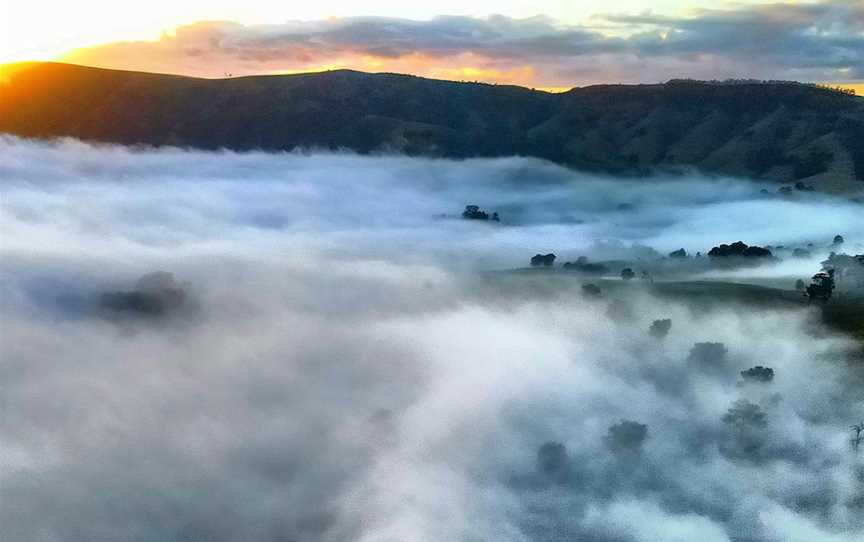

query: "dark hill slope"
xmin=2 ymin=62 xmax=863 ymax=191
xmin=0 ymin=63 xmax=555 ymax=156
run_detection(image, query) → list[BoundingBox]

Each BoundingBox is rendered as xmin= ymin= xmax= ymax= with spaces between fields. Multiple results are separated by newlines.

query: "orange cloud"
xmin=55 ymin=9 xmax=864 ymax=89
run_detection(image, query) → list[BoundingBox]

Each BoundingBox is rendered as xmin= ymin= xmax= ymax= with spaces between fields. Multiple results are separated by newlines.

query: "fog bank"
xmin=1 ymin=136 xmax=862 ymax=542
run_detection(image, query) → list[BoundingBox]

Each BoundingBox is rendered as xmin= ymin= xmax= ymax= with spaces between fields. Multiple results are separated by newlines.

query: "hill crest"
xmin=2 ymin=62 xmax=862 ymax=193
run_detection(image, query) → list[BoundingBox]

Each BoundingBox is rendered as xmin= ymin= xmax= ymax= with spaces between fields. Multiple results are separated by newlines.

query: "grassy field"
xmin=490 ymin=268 xmax=864 ymax=343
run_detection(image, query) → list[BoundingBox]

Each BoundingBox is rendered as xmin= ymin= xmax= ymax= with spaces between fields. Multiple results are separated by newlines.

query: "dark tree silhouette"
xmin=723 ymin=399 xmax=767 ymax=429
xmin=604 ymin=420 xmax=648 ymax=453
xmin=536 ymin=442 xmax=569 ymax=477
xmin=562 ymin=260 xmax=610 ymax=274
xmin=669 ymin=248 xmax=687 ymax=258
xmin=687 ymin=342 xmax=728 ymax=373
xmin=100 ymin=271 xmax=187 ymax=316
xmin=833 ymin=234 xmax=845 ymax=246
xmin=805 ymin=269 xmax=835 ymax=303
xmin=530 ymin=253 xmax=556 ymax=267
xmin=795 ymin=278 xmax=806 ymax=291
xmin=462 ymin=205 xmax=500 ymax=220
xmin=708 ymin=241 xmax=772 ymax=259
xmin=582 ymin=283 xmax=602 ymax=297
xmin=649 ymin=319 xmax=672 ymax=339
xmin=740 ymin=366 xmax=774 ymax=383
xmin=852 ymin=422 xmax=864 ymax=451
xmin=719 ymin=399 xmax=773 ymax=462
xmin=620 ymin=268 xmax=635 ymax=281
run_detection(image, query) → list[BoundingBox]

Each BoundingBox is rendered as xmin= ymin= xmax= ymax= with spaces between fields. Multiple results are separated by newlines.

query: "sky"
xmin=1 ymin=0 xmax=862 ymax=90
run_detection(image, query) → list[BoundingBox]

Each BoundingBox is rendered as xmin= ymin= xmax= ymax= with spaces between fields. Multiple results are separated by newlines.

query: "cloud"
xmin=1 ymin=136 xmax=863 ymax=541
xmin=58 ymin=1 xmax=864 ymax=86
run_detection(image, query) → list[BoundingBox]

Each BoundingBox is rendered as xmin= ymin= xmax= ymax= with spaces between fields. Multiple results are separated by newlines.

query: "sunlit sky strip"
xmin=0 ymin=0 xmax=860 ymax=90
xmin=0 ymin=0 xmax=807 ymax=62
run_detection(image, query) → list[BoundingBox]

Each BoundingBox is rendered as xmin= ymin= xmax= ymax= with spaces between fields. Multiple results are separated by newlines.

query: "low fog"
xmin=1 ymin=136 xmax=862 ymax=542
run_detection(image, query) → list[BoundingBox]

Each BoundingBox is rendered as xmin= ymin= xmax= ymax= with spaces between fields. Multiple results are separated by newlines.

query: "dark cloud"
xmin=62 ymin=1 xmax=864 ymax=85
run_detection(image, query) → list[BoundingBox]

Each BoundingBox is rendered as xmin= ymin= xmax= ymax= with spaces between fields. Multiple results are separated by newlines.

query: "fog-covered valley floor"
xmin=1 ymin=136 xmax=863 ymax=542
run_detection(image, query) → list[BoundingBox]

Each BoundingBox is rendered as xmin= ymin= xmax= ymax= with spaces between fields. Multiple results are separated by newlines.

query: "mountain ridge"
xmin=2 ymin=62 xmax=863 ymax=193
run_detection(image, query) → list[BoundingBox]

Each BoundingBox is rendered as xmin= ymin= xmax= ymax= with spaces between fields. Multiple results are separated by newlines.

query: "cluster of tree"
xmin=562 ymin=256 xmax=610 ymax=274
xmin=683 ymin=342 xmax=777 ymax=385
xmin=740 ymin=366 xmax=775 ymax=383
xmin=530 ymin=253 xmax=556 ymax=267
xmin=778 ymin=181 xmax=817 ymax=194
xmin=667 ymin=79 xmax=856 ymax=97
xmin=669 ymin=248 xmax=688 ymax=259
xmin=100 ymin=271 xmax=187 ymax=316
xmin=749 ymin=148 xmax=831 ymax=183
xmin=813 ymin=83 xmax=857 ymax=96
xmin=708 ymin=241 xmax=773 ymax=259
xmin=536 ymin=419 xmax=648 ymax=478
xmin=462 ymin=205 xmax=499 ymax=221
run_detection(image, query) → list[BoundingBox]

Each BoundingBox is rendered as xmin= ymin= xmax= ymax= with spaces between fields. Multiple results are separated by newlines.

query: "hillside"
xmin=2 ymin=62 xmax=863 ymax=192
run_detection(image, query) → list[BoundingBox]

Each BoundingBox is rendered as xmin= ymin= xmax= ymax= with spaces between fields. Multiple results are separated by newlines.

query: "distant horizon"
xmin=3 ymin=2 xmax=861 ymax=92
xmin=3 ymin=60 xmax=862 ymax=96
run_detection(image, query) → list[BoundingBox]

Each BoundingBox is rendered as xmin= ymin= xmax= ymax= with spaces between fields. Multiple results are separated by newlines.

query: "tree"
xmin=530 ymin=253 xmax=556 ymax=267
xmin=687 ymin=342 xmax=728 ymax=373
xmin=805 ymin=269 xmax=835 ymax=303
xmin=795 ymin=279 xmax=806 ymax=291
xmin=100 ymin=271 xmax=187 ymax=316
xmin=669 ymin=248 xmax=687 ymax=258
xmin=649 ymin=319 xmax=672 ymax=339
xmin=740 ymin=366 xmax=774 ymax=383
xmin=604 ymin=420 xmax=648 ymax=453
xmin=462 ymin=205 xmax=489 ymax=220
xmin=821 ymin=253 xmax=864 ymax=293
xmin=833 ymin=235 xmax=844 ymax=246
xmin=563 ymin=260 xmax=610 ymax=274
xmin=723 ymin=399 xmax=767 ymax=429
xmin=620 ymin=268 xmax=635 ymax=281
xmin=582 ymin=283 xmax=602 ymax=297
xmin=720 ymin=400 xmax=770 ymax=462
xmin=537 ymin=442 xmax=569 ymax=477
xmin=852 ymin=422 xmax=864 ymax=451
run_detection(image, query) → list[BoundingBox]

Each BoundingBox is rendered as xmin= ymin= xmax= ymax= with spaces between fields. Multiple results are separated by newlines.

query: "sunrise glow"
xmin=1 ymin=0 xmax=858 ymax=89
xmin=2 ymin=1 xmax=864 ymax=541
